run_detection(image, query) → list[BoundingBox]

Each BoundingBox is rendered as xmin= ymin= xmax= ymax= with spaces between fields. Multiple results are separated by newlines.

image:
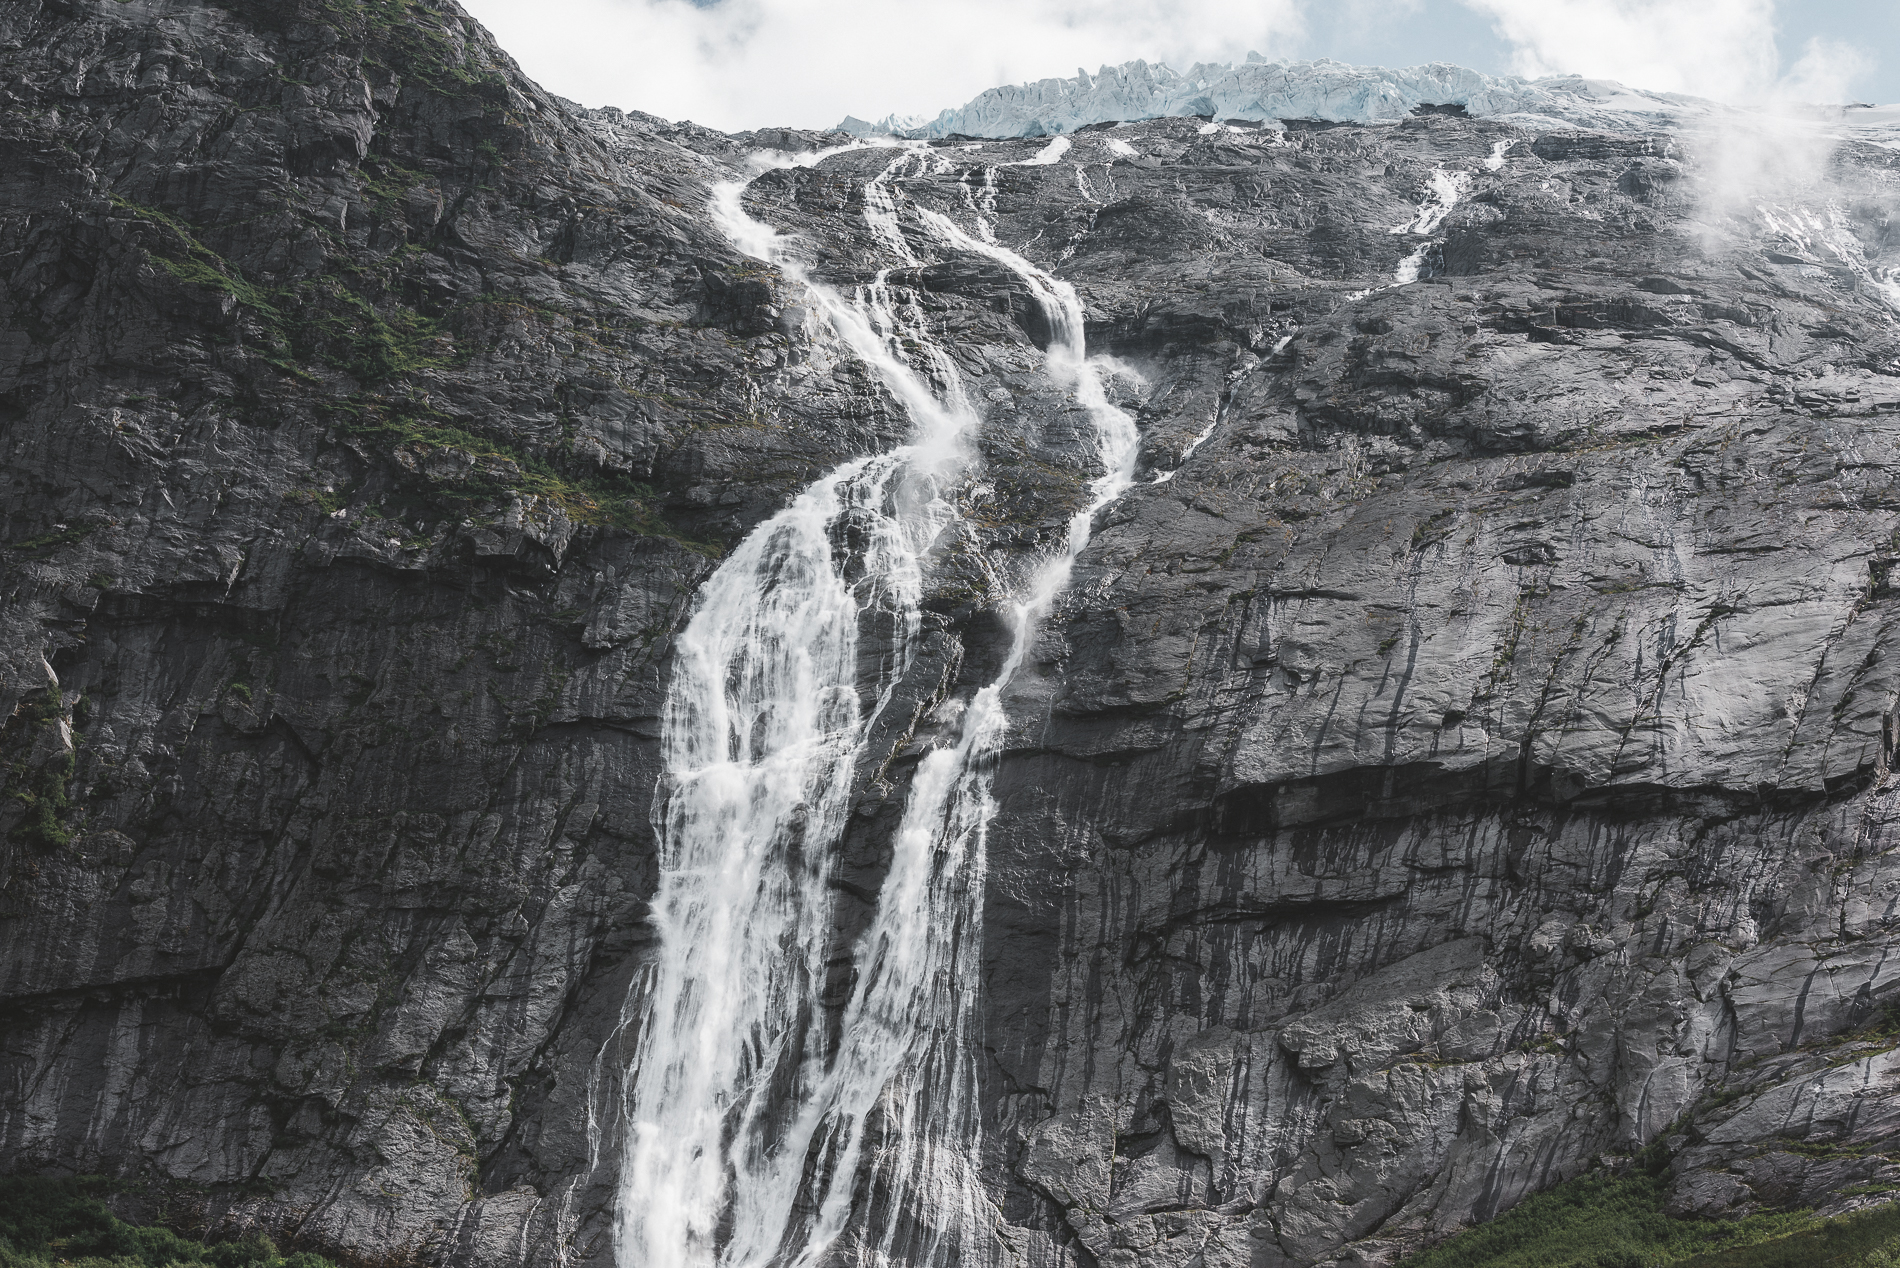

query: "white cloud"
xmin=462 ymin=0 xmax=1304 ymax=131
xmin=1457 ymin=0 xmax=1871 ymax=105
xmin=1777 ymin=34 xmax=1873 ymax=106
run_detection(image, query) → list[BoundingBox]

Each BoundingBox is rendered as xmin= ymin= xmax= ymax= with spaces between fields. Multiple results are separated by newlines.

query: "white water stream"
xmin=613 ymin=146 xmax=1140 ymax=1268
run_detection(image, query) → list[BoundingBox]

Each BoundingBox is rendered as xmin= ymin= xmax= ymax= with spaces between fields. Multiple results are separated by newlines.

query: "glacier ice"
xmin=836 ymin=58 xmax=1719 ymax=140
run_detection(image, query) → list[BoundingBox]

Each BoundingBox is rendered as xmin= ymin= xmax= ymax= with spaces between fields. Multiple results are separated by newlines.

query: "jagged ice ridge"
xmin=837 ymin=57 xmax=1900 ymax=145
xmin=835 ymin=56 xmax=1722 ymax=139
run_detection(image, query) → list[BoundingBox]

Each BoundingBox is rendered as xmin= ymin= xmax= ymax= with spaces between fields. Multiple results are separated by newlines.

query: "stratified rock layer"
xmin=3 ymin=4 xmax=1900 ymax=1267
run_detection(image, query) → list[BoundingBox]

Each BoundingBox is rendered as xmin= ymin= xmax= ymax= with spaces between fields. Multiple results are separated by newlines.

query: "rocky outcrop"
xmin=0 ymin=0 xmax=876 ymax=1258
xmin=943 ymin=121 xmax=1900 ymax=1267
xmin=4 ymin=4 xmax=1900 ymax=1267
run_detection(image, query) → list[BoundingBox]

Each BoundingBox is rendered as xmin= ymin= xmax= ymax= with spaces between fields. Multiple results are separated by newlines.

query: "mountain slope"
xmin=3 ymin=4 xmax=1900 ymax=1268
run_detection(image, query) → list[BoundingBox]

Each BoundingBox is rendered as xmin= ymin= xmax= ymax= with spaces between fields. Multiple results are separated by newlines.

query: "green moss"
xmin=8 ymin=526 xmax=92 ymax=552
xmin=0 ymin=1175 xmax=339 ymax=1268
xmin=4 ymin=689 xmax=74 ymax=849
xmin=290 ymin=277 xmax=452 ymax=381
xmin=108 ymin=199 xmax=717 ymax=549
xmin=287 ymin=487 xmax=347 ymax=514
xmin=332 ymin=398 xmax=721 ymax=554
xmin=357 ymin=157 xmax=435 ymax=212
xmin=113 ymin=197 xmax=451 ymax=384
xmin=112 ymin=198 xmax=282 ymax=310
xmin=320 ymin=0 xmax=512 ymax=102
xmin=1778 ymin=1140 xmax=1877 ymax=1161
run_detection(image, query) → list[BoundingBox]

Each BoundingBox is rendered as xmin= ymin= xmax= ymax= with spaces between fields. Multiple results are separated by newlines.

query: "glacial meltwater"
xmin=613 ymin=146 xmax=1142 ymax=1268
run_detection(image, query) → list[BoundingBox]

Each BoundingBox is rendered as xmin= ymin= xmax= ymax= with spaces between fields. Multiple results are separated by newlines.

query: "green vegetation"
xmin=285 ymin=277 xmax=451 ymax=383
xmin=1672 ymin=1203 xmax=1900 ymax=1268
xmin=286 ymin=486 xmax=347 ymax=514
xmin=0 ymin=1176 xmax=337 ymax=1268
xmin=115 ymin=195 xmax=452 ymax=384
xmin=357 ymin=157 xmax=435 ymax=214
xmin=102 ymin=27 xmax=710 ymax=554
xmin=332 ymin=399 xmax=718 ymax=552
xmin=112 ymin=199 xmax=714 ymax=552
xmin=1404 ymin=1165 xmax=1900 ymax=1268
xmin=3 ymin=689 xmax=74 ymax=850
xmin=320 ymin=0 xmax=512 ymax=104
xmin=8 ymin=527 xmax=92 ymax=553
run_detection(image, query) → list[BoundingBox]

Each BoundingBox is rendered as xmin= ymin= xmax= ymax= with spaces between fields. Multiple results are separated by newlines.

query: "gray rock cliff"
xmin=3 ymin=3 xmax=1899 ymax=1267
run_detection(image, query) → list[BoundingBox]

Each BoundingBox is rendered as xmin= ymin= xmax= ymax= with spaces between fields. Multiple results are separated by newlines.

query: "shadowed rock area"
xmin=3 ymin=3 xmax=1900 ymax=1267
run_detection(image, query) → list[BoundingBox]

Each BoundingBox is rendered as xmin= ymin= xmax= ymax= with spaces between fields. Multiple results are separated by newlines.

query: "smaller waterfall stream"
xmin=789 ymin=167 xmax=1142 ymax=1266
xmin=616 ymin=450 xmax=922 ymax=1268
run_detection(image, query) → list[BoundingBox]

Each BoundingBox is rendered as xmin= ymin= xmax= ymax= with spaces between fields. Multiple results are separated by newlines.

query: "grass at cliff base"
xmin=1406 ymin=1169 xmax=1900 ymax=1268
xmin=0 ymin=1177 xmax=336 ymax=1268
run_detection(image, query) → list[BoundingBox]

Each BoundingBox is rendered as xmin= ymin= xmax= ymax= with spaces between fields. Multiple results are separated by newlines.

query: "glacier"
xmin=835 ymin=56 xmax=1718 ymax=139
xmin=836 ymin=56 xmax=1900 ymax=145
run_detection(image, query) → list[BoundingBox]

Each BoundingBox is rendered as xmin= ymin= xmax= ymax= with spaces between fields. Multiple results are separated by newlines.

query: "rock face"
xmin=4 ymin=3 xmax=1900 ymax=1268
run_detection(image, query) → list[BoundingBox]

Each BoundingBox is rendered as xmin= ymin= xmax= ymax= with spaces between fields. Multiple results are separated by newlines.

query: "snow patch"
xmin=1008 ymin=134 xmax=1072 ymax=166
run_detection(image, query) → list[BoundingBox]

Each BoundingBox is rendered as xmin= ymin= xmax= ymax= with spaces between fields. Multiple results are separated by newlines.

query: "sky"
xmin=458 ymin=0 xmax=1900 ymax=133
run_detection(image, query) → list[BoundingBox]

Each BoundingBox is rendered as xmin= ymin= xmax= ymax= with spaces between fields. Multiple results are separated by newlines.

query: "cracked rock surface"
xmin=4 ymin=3 xmax=1900 ymax=1266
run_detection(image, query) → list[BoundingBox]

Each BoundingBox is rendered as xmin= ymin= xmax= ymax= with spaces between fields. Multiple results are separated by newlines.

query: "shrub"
xmin=0 ymin=1178 xmax=339 ymax=1268
xmin=1673 ymin=1202 xmax=1900 ymax=1268
xmin=1405 ymin=1171 xmax=1810 ymax=1268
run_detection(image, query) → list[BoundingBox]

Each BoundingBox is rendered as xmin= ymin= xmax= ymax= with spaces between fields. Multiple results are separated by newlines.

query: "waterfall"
xmin=614 ymin=450 xmax=925 ymax=1268
xmin=613 ymin=145 xmax=1140 ymax=1268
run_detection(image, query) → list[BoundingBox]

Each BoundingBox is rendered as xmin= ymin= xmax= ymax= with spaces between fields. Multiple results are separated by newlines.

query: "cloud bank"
xmin=1465 ymin=0 xmax=1869 ymax=105
xmin=1462 ymin=0 xmax=1781 ymax=100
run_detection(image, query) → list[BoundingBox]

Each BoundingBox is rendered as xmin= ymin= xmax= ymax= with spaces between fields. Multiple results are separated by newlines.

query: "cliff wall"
xmin=2 ymin=3 xmax=1898 ymax=1266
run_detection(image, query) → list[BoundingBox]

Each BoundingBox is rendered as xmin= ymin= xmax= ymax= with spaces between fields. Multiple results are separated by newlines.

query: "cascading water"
xmin=613 ymin=145 xmax=977 ymax=1268
xmin=615 ymin=450 xmax=924 ymax=1268
xmin=612 ymin=144 xmax=1140 ymax=1268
